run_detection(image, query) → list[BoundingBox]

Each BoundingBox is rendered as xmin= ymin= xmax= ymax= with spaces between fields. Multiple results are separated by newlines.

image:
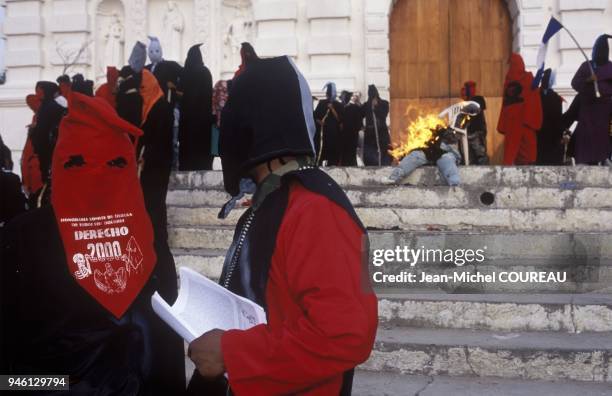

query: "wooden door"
xmin=389 ymin=0 xmax=512 ymax=164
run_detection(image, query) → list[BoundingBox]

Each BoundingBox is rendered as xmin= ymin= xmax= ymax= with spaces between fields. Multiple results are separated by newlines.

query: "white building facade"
xmin=1 ymin=0 xmax=611 ymax=170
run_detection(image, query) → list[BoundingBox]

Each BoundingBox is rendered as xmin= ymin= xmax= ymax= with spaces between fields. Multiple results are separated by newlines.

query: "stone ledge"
xmin=363 ymin=327 xmax=612 ymax=382
xmin=253 ymin=0 xmax=298 ymax=21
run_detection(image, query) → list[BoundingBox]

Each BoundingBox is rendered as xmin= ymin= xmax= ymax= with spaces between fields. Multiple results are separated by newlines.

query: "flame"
xmin=390 ymin=114 xmax=447 ymax=160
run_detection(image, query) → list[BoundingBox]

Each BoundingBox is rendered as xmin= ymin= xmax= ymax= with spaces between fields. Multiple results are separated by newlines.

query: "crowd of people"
xmin=0 ymin=37 xmax=378 ymax=396
xmin=0 ymin=29 xmax=610 ymax=396
xmin=498 ymin=34 xmax=612 ymax=166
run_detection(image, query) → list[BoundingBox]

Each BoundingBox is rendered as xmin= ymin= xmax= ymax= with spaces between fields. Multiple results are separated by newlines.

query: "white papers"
xmin=151 ymin=267 xmax=267 ymax=343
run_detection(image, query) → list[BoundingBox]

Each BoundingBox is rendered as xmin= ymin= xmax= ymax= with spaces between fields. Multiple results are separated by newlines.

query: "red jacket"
xmin=221 ymin=183 xmax=378 ymax=395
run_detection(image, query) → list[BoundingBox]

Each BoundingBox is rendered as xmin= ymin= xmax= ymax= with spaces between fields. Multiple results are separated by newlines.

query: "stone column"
xmin=124 ymin=0 xmax=147 ymax=51
xmin=48 ymin=0 xmax=91 ymax=78
xmin=3 ymin=0 xmax=44 ymax=87
xmin=363 ymin=0 xmax=391 ymax=100
xmin=194 ymin=0 xmax=218 ymax=79
xmin=305 ymin=0 xmax=353 ymax=94
xmin=252 ymin=0 xmax=298 ymax=60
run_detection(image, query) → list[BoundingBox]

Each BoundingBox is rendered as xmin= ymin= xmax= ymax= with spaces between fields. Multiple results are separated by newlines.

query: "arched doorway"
xmin=389 ymin=0 xmax=512 ymax=164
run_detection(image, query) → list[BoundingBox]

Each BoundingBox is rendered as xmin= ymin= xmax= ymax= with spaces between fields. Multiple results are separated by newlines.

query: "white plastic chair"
xmin=438 ymin=101 xmax=480 ymax=166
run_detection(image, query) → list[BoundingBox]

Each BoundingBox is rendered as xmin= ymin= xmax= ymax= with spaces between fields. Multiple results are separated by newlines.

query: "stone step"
xmin=170 ymin=250 xmax=612 ymax=332
xmin=167 ymin=186 xmax=612 ymax=210
xmin=169 ymin=230 xmax=612 ymax=260
xmin=362 ymin=327 xmax=612 ymax=383
xmin=352 ymin=370 xmax=612 ymax=396
xmin=167 ymin=206 xmax=612 ymax=232
xmin=378 ymin=294 xmax=612 ymax=333
xmin=169 ymin=166 xmax=612 ymax=190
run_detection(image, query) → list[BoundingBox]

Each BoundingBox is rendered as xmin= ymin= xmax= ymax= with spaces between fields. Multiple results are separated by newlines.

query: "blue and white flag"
xmin=532 ymin=17 xmax=564 ymax=89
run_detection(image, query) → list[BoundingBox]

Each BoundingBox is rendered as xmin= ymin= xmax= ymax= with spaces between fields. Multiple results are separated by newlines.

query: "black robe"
xmin=31 ymin=97 xmax=65 ymax=183
xmin=0 ymin=206 xmax=185 ymax=395
xmin=145 ymin=60 xmax=183 ymax=109
xmin=0 ymin=171 xmax=27 ymax=226
xmin=340 ymin=102 xmax=362 ymax=166
xmin=465 ymin=95 xmax=489 ymax=165
xmin=114 ymin=69 xmax=184 ymax=390
xmin=313 ymin=99 xmax=344 ymax=166
xmin=537 ymin=89 xmax=565 ymax=165
xmin=362 ymin=99 xmax=392 ymax=166
xmin=178 ymin=45 xmax=214 ymax=170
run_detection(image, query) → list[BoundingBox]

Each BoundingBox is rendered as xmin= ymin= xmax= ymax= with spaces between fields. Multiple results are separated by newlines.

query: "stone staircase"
xmin=167 ymin=166 xmax=612 ymax=394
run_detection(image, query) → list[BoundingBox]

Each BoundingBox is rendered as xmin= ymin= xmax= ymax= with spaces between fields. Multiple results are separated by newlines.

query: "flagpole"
xmin=561 ymin=25 xmax=601 ymax=98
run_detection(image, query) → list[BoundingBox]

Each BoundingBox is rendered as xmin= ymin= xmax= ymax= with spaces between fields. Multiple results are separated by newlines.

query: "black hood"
xmin=220 ymin=56 xmax=316 ymax=196
xmin=540 ymin=68 xmax=553 ymax=92
xmin=592 ymin=34 xmax=611 ymax=67
xmin=36 ymin=81 xmax=59 ymax=101
xmin=367 ymin=84 xmax=379 ymax=101
xmin=340 ymin=90 xmax=352 ymax=105
xmin=185 ymin=44 xmax=204 ymax=71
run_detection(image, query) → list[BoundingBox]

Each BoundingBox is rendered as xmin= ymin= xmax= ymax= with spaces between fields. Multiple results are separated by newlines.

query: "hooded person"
xmin=362 ymin=84 xmax=392 ymax=166
xmin=497 ymin=53 xmax=543 ymax=165
xmin=145 ymin=36 xmax=183 ymax=107
xmin=233 ymin=42 xmax=259 ymax=78
xmin=569 ymin=34 xmax=612 ymax=164
xmin=95 ymin=66 xmax=120 ymax=108
xmin=21 ymin=94 xmax=44 ymax=199
xmin=186 ymin=56 xmax=378 ymax=396
xmin=313 ymin=82 xmax=344 ymax=165
xmin=460 ymin=81 xmax=489 ymax=165
xmin=115 ymin=44 xmax=178 ymax=323
xmin=71 ymin=73 xmax=95 ymax=97
xmin=0 ymin=91 xmax=184 ymax=394
xmin=30 ymin=81 xmax=66 ymax=186
xmin=536 ymin=69 xmax=565 ymax=165
xmin=339 ymin=90 xmax=362 ymax=166
xmin=177 ymin=44 xmax=214 ymax=170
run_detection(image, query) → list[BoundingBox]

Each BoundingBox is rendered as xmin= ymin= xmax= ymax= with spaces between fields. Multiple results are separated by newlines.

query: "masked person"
xmin=314 ymin=82 xmax=344 ymax=166
xmin=178 ymin=44 xmax=214 ymax=170
xmin=339 ymin=90 xmax=362 ymax=166
xmin=95 ymin=66 xmax=120 ymax=108
xmin=145 ymin=36 xmax=183 ymax=106
xmin=186 ymin=56 xmax=378 ymax=396
xmin=70 ymin=74 xmax=95 ymax=97
xmin=570 ymin=34 xmax=612 ymax=164
xmin=30 ymin=81 xmax=66 ymax=185
xmin=498 ymin=53 xmax=543 ymax=165
xmin=0 ymin=91 xmax=185 ymax=394
xmin=460 ymin=81 xmax=489 ymax=165
xmin=233 ymin=42 xmax=259 ymax=78
xmin=115 ymin=45 xmax=184 ymax=390
xmin=536 ymin=69 xmax=565 ymax=165
xmin=21 ymin=94 xmax=44 ymax=202
xmin=145 ymin=37 xmax=183 ymax=169
xmin=363 ymin=84 xmax=392 ymax=166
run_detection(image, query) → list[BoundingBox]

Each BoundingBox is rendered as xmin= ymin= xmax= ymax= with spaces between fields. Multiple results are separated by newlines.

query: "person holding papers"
xmin=186 ymin=56 xmax=378 ymax=395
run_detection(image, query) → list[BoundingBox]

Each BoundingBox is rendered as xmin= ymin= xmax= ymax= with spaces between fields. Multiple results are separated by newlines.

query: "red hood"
xmin=51 ymin=90 xmax=156 ymax=318
xmin=507 ymin=53 xmax=526 ymax=81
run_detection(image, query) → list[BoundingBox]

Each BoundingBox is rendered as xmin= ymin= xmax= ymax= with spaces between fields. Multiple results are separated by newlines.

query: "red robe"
xmin=497 ymin=53 xmax=543 ymax=165
xmin=221 ymin=183 xmax=378 ymax=395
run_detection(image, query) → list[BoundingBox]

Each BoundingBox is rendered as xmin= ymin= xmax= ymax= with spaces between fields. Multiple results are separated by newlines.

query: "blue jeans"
xmin=389 ymin=150 xmax=461 ymax=186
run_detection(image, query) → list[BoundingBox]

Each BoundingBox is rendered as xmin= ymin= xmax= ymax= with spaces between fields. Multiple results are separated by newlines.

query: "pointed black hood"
xmin=220 ymin=56 xmax=316 ymax=195
xmin=185 ymin=44 xmax=204 ymax=71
